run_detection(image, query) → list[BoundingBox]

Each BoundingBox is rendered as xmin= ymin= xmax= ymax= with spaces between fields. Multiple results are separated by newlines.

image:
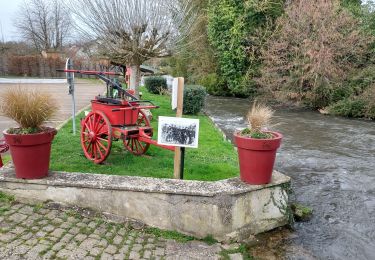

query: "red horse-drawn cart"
xmin=58 ymin=69 xmax=174 ymax=164
xmin=82 ymin=96 xmax=174 ymax=164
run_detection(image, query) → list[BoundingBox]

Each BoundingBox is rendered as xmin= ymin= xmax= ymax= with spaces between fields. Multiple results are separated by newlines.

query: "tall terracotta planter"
xmin=3 ymin=127 xmax=57 ymax=179
xmin=234 ymin=131 xmax=282 ymax=185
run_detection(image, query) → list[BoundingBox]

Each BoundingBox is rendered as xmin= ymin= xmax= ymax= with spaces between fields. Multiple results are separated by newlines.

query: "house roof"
xmin=140 ymin=65 xmax=160 ymax=74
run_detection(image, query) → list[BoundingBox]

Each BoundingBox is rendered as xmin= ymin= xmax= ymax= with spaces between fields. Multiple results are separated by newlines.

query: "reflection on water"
xmin=205 ymin=96 xmax=375 ymax=260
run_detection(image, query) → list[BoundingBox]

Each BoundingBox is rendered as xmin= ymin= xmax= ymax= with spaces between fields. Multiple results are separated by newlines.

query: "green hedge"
xmin=145 ymin=76 xmax=167 ymax=94
xmin=183 ymin=85 xmax=206 ymax=115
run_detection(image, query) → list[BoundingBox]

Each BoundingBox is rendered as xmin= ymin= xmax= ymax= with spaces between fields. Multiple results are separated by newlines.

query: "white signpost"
xmin=171 ymin=77 xmax=178 ymax=110
xmin=157 ymin=117 xmax=199 ymax=148
xmin=162 ymin=77 xmax=199 ymax=179
xmin=65 ymin=58 xmax=76 ymax=135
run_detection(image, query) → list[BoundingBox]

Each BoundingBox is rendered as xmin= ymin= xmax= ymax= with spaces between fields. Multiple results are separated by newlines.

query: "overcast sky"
xmin=0 ymin=0 xmax=21 ymax=41
xmin=0 ymin=0 xmax=374 ymax=42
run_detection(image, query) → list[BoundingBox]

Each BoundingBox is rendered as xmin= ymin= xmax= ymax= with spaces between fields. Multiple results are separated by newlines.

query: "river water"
xmin=205 ymin=96 xmax=375 ymax=260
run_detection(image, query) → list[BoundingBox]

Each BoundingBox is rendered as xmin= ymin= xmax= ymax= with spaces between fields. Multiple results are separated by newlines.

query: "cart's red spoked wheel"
xmin=0 ymin=139 xmax=9 ymax=154
xmin=81 ymin=111 xmax=112 ymax=164
xmin=124 ymin=110 xmax=153 ymax=155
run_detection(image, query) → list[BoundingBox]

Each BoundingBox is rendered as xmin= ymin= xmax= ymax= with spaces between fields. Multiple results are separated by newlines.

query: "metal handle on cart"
xmin=111 ymin=100 xmax=159 ymax=112
xmin=112 ymin=105 xmax=159 ymax=112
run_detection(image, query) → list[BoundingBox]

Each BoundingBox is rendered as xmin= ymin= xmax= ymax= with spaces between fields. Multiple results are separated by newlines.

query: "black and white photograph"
xmin=157 ymin=117 xmax=199 ymax=148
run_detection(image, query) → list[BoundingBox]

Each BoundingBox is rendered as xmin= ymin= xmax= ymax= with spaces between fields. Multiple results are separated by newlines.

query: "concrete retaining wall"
xmin=0 ymin=168 xmax=290 ymax=242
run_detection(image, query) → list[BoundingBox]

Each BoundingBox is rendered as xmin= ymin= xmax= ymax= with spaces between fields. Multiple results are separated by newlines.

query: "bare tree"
xmin=258 ymin=0 xmax=371 ymax=108
xmin=14 ymin=0 xmax=72 ymax=52
xmin=69 ymin=0 xmax=195 ymax=96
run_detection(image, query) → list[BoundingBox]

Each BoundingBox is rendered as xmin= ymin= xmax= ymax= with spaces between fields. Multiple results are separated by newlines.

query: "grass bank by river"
xmin=50 ymin=89 xmax=239 ymax=181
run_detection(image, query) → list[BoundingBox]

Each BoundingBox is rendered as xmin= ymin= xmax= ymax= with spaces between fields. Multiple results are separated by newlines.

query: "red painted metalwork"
xmin=91 ymin=100 xmax=139 ymax=126
xmin=81 ymin=98 xmax=174 ymax=164
xmin=0 ymin=138 xmax=9 ymax=168
xmin=81 ymin=111 xmax=112 ymax=164
xmin=56 ymin=65 xmax=174 ymax=164
xmin=57 ymin=69 xmax=121 ymax=76
xmin=138 ymin=135 xmax=175 ymax=151
xmin=123 ymin=110 xmax=152 ymax=155
xmin=81 ymin=95 xmax=175 ymax=164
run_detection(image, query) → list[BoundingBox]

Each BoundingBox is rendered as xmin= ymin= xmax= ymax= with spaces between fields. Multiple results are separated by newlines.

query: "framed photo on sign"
xmin=157 ymin=116 xmax=199 ymax=148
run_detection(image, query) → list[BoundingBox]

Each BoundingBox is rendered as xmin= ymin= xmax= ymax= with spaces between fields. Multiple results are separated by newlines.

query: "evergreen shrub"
xmin=145 ymin=76 xmax=167 ymax=94
xmin=183 ymin=85 xmax=206 ymax=115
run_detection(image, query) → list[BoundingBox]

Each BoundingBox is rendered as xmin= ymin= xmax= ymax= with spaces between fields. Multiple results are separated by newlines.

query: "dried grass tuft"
xmin=0 ymin=87 xmax=58 ymax=130
xmin=158 ymin=87 xmax=171 ymax=96
xmin=247 ymin=102 xmax=274 ymax=133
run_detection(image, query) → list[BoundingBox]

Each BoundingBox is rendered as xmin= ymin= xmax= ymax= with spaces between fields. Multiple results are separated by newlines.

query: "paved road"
xmin=0 ymin=197 xmax=232 ymax=260
xmin=0 ymin=78 xmax=66 ymax=84
xmin=0 ymin=79 xmax=106 ymax=138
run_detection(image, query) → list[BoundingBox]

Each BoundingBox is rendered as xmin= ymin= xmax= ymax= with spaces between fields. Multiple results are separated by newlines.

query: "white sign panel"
xmin=171 ymin=78 xmax=178 ymax=110
xmin=157 ymin=116 xmax=199 ymax=148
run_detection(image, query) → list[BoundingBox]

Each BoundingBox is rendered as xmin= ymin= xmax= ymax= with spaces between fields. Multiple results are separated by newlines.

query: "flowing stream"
xmin=205 ymin=96 xmax=375 ymax=260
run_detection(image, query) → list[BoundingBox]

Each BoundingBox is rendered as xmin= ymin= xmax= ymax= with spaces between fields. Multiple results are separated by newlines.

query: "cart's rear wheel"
xmin=81 ymin=111 xmax=112 ymax=164
xmin=124 ymin=110 xmax=153 ymax=155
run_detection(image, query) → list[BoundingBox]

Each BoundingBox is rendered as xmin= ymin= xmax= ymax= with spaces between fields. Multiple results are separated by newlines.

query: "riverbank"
xmin=205 ymin=95 xmax=375 ymax=259
xmin=49 ymin=89 xmax=239 ymax=181
xmin=223 ymin=92 xmax=375 ymax=121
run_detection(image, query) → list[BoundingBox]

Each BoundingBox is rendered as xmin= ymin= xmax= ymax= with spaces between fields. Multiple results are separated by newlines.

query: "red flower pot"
xmin=234 ymin=131 xmax=282 ymax=185
xmin=3 ymin=128 xmax=57 ymax=179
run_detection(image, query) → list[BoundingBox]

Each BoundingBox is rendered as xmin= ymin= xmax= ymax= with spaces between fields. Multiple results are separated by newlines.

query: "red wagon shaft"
xmin=57 ymin=67 xmax=174 ymax=164
xmin=0 ymin=139 xmax=9 ymax=168
xmin=57 ymin=69 xmax=121 ymax=76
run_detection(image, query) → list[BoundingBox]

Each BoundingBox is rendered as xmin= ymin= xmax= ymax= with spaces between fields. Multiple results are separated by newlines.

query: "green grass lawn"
xmin=50 ymin=89 xmax=239 ymax=181
xmin=1 ymin=154 xmax=11 ymax=165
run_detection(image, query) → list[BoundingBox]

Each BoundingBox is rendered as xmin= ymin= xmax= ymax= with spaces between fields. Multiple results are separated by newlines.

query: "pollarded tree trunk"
xmin=129 ymin=64 xmax=140 ymax=98
xmin=69 ymin=0 xmax=196 ymax=98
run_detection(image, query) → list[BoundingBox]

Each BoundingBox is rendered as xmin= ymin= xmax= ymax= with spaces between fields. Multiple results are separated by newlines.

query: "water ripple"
xmin=205 ymin=96 xmax=375 ymax=260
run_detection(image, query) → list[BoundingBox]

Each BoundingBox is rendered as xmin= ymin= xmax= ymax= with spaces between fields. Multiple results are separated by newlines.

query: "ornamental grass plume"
xmin=241 ymin=102 xmax=274 ymax=139
xmin=0 ymin=87 xmax=58 ymax=134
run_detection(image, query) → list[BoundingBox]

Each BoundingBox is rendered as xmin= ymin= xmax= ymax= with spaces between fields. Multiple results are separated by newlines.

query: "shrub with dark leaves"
xmin=144 ymin=76 xmax=167 ymax=94
xmin=183 ymin=85 xmax=206 ymax=115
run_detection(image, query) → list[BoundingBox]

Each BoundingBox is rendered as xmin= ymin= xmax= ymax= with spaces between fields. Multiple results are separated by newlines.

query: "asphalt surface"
xmin=0 ymin=79 xmax=106 ymax=138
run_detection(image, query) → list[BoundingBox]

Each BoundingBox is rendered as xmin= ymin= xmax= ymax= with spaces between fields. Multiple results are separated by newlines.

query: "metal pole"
xmin=66 ymin=58 xmax=76 ymax=135
xmin=180 ymin=147 xmax=185 ymax=180
xmin=71 ymin=87 xmax=76 ymax=135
